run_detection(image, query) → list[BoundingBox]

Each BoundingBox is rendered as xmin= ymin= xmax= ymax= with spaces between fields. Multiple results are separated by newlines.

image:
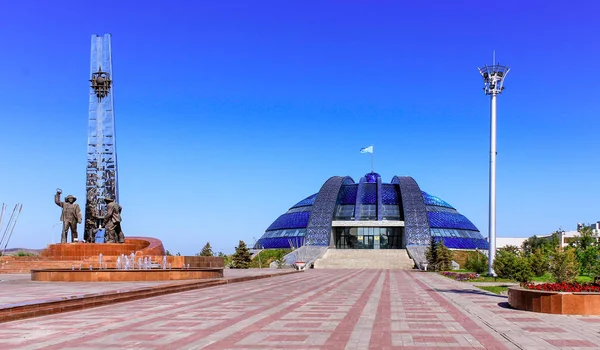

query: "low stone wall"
xmin=508 ymin=287 xmax=600 ymax=315
xmin=31 ymin=268 xmax=224 ymax=282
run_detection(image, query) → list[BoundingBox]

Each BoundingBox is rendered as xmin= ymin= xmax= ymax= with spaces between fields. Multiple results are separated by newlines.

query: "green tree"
xmin=275 ymin=250 xmax=287 ymax=269
xmin=521 ymin=231 xmax=561 ymax=257
xmin=493 ymin=248 xmax=519 ymax=279
xmin=512 ymin=256 xmax=534 ymax=285
xmin=435 ymin=240 xmax=453 ymax=271
xmin=549 ymin=247 xmax=579 ymax=283
xmin=199 ymin=242 xmax=214 ymax=257
xmin=576 ymin=245 xmax=599 ymax=276
xmin=573 ymin=226 xmax=598 ymax=250
xmin=493 ymin=248 xmax=533 ymax=285
xmin=528 ymin=248 xmax=549 ymax=277
xmin=425 ymin=238 xmax=438 ymax=269
xmin=465 ymin=251 xmax=488 ymax=274
xmin=425 ymin=238 xmax=453 ymax=271
xmin=232 ymin=240 xmax=252 ymax=269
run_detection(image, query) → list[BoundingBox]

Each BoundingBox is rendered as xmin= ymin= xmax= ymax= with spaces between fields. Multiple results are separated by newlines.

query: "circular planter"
xmin=508 ymin=287 xmax=600 ymax=315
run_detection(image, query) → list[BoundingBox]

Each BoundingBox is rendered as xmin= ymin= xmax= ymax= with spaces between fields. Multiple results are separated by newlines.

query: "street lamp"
xmin=478 ymin=57 xmax=509 ymax=276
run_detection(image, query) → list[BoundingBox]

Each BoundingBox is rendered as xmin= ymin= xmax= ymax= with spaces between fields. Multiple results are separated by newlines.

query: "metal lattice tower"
xmin=84 ymin=34 xmax=119 ymax=239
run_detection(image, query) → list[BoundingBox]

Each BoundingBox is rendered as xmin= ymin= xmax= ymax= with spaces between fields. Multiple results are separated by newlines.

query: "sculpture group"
xmin=55 ymin=189 xmax=124 ymax=244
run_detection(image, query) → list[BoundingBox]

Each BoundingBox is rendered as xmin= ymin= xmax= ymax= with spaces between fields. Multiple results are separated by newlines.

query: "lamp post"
xmin=478 ymin=58 xmax=509 ymax=276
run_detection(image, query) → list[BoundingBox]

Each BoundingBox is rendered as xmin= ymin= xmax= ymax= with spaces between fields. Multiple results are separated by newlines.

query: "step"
xmin=314 ymin=249 xmax=415 ymax=269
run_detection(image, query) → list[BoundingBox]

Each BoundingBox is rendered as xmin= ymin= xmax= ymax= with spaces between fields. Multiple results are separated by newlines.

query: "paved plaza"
xmin=0 ymin=269 xmax=287 ymax=308
xmin=1 ymin=269 xmax=599 ymax=349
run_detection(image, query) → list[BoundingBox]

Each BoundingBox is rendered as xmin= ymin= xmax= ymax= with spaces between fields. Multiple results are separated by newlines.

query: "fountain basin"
xmin=31 ymin=268 xmax=223 ymax=282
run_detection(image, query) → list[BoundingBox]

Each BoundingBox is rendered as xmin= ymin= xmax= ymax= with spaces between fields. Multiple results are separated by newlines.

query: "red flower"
xmin=524 ymin=282 xmax=600 ymax=293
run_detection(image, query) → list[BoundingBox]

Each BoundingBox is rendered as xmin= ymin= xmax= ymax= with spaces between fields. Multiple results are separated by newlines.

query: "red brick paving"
xmin=1 ymin=269 xmax=599 ymax=349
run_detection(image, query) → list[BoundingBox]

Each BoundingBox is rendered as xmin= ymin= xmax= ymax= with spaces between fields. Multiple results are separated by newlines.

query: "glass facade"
xmin=334 ymin=227 xmax=403 ymax=249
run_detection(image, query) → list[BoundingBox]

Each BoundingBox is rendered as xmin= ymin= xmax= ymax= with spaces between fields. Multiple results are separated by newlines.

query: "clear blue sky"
xmin=1 ymin=1 xmax=599 ymax=254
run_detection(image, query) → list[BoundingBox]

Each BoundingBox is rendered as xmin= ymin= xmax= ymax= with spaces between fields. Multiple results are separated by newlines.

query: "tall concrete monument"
xmin=84 ymin=34 xmax=120 ymax=243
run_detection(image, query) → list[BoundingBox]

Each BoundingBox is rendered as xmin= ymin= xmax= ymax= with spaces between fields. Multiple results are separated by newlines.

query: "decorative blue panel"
xmin=257 ymin=236 xmax=305 ymax=249
xmin=306 ymin=176 xmax=355 ymax=246
xmin=291 ymin=193 xmax=318 ymax=208
xmin=353 ymin=177 xmax=366 ymax=221
xmin=426 ymin=205 xmax=457 ymax=213
xmin=361 ymin=183 xmax=377 ymax=205
xmin=381 ymin=184 xmax=399 ymax=205
xmin=377 ymin=176 xmax=383 ymax=221
xmin=365 ymin=172 xmax=381 ymax=183
xmin=422 ymin=191 xmax=455 ymax=209
xmin=393 ymin=176 xmax=430 ymax=246
xmin=433 ymin=237 xmax=489 ymax=250
xmin=266 ymin=211 xmax=311 ymax=231
xmin=337 ymin=184 xmax=358 ymax=205
xmin=427 ymin=212 xmax=479 ymax=231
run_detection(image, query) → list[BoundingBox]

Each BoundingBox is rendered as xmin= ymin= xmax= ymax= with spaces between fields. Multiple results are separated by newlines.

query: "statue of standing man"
xmin=54 ymin=189 xmax=82 ymax=243
xmin=104 ymin=196 xmax=124 ymax=243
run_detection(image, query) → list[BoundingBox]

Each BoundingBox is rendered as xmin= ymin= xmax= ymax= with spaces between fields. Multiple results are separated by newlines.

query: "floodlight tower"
xmin=478 ymin=56 xmax=509 ymax=276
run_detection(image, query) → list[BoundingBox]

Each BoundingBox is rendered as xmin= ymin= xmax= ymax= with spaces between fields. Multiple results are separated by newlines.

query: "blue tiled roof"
xmin=428 ymin=212 xmax=478 ymax=231
xmin=266 ymin=211 xmax=311 ymax=231
xmin=434 ymin=237 xmax=489 ymax=250
xmin=422 ymin=191 xmax=455 ymax=209
xmin=337 ymin=184 xmax=358 ymax=205
xmin=291 ymin=193 xmax=318 ymax=208
xmin=257 ymin=236 xmax=305 ymax=249
xmin=381 ymin=184 xmax=399 ymax=205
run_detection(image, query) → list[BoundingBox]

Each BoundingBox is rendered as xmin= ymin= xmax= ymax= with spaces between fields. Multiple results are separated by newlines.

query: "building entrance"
xmin=334 ymin=227 xmax=403 ymax=249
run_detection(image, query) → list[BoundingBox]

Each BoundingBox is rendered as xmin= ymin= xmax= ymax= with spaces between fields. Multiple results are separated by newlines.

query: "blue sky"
xmin=1 ymin=1 xmax=599 ymax=254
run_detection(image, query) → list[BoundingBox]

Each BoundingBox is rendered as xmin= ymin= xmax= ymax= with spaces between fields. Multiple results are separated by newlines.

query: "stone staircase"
xmin=313 ymin=249 xmax=415 ymax=269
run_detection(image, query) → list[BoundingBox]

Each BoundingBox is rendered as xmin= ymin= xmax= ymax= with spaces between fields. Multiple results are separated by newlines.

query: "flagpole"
xmin=371 ymin=152 xmax=374 ymax=173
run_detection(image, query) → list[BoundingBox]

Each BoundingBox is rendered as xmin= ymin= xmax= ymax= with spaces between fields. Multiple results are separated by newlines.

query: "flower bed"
xmin=440 ymin=271 xmax=479 ymax=281
xmin=525 ymin=282 xmax=600 ymax=293
xmin=509 ymin=284 xmax=600 ymax=315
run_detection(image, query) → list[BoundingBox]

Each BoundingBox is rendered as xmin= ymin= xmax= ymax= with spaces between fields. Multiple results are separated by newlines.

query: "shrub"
xmin=493 ymin=249 xmax=533 ymax=285
xmin=549 ymin=247 xmax=579 ymax=283
xmin=465 ymin=251 xmax=488 ymax=274
xmin=493 ymin=249 xmax=519 ymax=278
xmin=528 ymin=248 xmax=549 ymax=277
xmin=16 ymin=251 xmax=37 ymax=257
xmin=512 ymin=256 xmax=534 ymax=285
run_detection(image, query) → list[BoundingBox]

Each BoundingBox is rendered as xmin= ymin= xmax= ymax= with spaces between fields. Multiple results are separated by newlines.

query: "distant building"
xmin=496 ymin=222 xmax=600 ymax=249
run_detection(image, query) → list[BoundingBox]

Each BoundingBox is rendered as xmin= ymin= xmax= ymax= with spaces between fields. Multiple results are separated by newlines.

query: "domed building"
xmin=255 ymin=173 xmax=488 ymax=255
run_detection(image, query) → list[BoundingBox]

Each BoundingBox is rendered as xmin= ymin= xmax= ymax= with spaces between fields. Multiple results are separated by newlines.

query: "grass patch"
xmin=469 ymin=275 xmax=513 ymax=283
xmin=443 ymin=270 xmax=595 ymax=284
xmin=477 ymin=285 xmax=510 ymax=294
xmin=249 ymin=249 xmax=292 ymax=268
xmin=530 ymin=273 xmax=594 ymax=283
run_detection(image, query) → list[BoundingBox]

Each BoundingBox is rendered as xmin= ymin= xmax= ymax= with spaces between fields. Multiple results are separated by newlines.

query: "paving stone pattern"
xmin=1 ymin=269 xmax=599 ymax=349
xmin=0 ymin=269 xmax=286 ymax=307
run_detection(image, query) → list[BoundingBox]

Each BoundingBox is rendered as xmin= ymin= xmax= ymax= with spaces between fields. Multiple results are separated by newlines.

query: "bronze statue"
xmin=104 ymin=195 xmax=124 ymax=243
xmin=54 ymin=189 xmax=82 ymax=243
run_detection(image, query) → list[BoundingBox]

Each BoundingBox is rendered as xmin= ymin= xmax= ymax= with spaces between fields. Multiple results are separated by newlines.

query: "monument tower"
xmin=84 ymin=34 xmax=119 ymax=242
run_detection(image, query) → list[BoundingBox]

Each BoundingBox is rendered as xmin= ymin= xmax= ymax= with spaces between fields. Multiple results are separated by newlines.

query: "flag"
xmin=360 ymin=146 xmax=373 ymax=154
